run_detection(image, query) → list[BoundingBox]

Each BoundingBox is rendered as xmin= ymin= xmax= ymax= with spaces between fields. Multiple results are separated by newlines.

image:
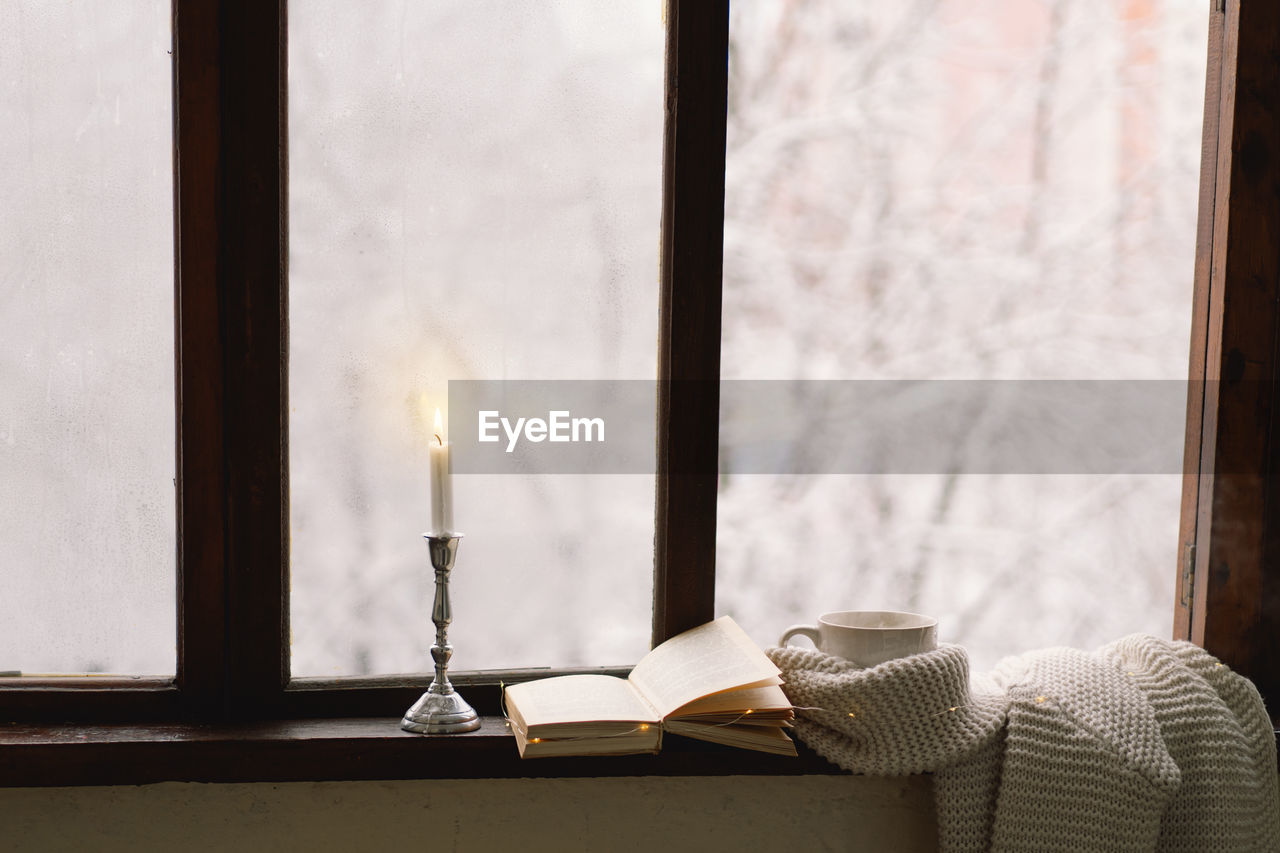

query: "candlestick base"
xmin=400 ymin=532 xmax=481 ymax=734
xmin=400 ymin=685 xmax=481 ymax=734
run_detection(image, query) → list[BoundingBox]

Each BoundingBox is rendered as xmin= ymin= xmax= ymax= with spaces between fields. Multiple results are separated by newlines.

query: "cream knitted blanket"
xmin=767 ymin=635 xmax=1280 ymax=852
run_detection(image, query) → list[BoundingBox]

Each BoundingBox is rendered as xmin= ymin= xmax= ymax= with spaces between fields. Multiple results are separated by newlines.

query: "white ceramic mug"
xmin=779 ymin=610 xmax=938 ymax=667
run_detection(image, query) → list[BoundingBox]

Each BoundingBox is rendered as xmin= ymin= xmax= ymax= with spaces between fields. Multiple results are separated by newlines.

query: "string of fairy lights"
xmin=495 ymin=662 xmax=1224 ymax=746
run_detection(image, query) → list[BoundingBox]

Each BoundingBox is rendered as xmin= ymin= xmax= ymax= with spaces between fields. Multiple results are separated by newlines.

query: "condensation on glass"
xmin=719 ymin=0 xmax=1208 ymax=669
xmin=288 ymin=2 xmax=662 ymax=675
xmin=0 ymin=3 xmax=175 ymax=674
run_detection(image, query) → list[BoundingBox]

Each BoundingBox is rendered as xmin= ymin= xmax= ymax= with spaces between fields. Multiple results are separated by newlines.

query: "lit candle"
xmin=429 ymin=407 xmax=454 ymax=534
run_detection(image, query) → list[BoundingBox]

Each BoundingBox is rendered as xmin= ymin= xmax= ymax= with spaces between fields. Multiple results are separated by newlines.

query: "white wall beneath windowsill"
xmin=4 ymin=776 xmax=937 ymax=852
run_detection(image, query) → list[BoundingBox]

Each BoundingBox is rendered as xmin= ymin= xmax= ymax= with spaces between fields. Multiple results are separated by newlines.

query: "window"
xmin=1 ymin=0 xmax=732 ymax=732
xmin=0 ymin=1 xmax=175 ymax=677
xmin=715 ymin=2 xmax=1206 ymax=670
xmin=287 ymin=1 xmax=664 ymax=676
xmin=1 ymin=0 xmax=1275 ymax=785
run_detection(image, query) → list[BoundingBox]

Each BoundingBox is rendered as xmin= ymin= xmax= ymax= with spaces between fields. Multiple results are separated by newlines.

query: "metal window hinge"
xmin=1180 ymin=542 xmax=1197 ymax=607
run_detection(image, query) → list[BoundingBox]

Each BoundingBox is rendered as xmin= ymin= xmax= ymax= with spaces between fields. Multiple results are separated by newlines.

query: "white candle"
xmin=429 ymin=407 xmax=454 ymax=534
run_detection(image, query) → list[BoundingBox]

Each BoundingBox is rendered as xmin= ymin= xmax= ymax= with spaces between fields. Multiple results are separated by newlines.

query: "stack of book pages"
xmin=503 ymin=616 xmax=796 ymax=758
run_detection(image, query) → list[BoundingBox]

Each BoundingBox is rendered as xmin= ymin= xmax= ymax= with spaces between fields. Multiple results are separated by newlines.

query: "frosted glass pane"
xmin=289 ymin=1 xmax=662 ymax=675
xmin=718 ymin=1 xmax=1206 ymax=669
xmin=0 ymin=3 xmax=175 ymax=675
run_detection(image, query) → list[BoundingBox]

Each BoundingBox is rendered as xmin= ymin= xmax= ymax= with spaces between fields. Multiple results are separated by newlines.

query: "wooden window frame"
xmin=1 ymin=0 xmax=755 ymax=782
xmin=1173 ymin=0 xmax=1280 ymax=726
xmin=3 ymin=0 xmax=1276 ymax=786
xmin=2 ymin=0 xmax=728 ymax=720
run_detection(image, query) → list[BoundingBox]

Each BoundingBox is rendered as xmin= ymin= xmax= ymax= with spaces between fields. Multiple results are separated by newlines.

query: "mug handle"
xmin=778 ymin=625 xmax=821 ymax=648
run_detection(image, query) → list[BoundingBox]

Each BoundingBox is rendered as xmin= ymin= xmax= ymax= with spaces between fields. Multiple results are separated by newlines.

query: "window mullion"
xmin=175 ymin=0 xmax=289 ymax=718
xmin=218 ymin=0 xmax=290 ymax=715
xmin=173 ymin=0 xmax=229 ymax=719
xmin=653 ymin=0 xmax=730 ymax=647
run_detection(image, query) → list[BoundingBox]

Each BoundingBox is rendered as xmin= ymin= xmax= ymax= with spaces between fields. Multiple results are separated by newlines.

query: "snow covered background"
xmin=1 ymin=0 xmax=1207 ymax=676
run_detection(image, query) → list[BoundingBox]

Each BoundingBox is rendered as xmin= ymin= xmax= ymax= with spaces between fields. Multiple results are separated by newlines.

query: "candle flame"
xmin=434 ymin=407 xmax=445 ymax=444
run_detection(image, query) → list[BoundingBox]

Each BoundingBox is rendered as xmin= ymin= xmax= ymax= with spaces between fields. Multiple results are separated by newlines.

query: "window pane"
xmin=289 ymin=1 xmax=662 ymax=675
xmin=0 ymin=2 xmax=175 ymax=675
xmin=719 ymin=0 xmax=1206 ymax=668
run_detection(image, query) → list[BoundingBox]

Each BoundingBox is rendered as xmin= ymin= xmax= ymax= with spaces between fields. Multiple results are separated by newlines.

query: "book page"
xmin=628 ymin=616 xmax=781 ymax=718
xmin=504 ymin=674 xmax=659 ymax=728
xmin=663 ymin=720 xmax=797 ymax=756
xmin=513 ymin=723 xmax=661 ymax=759
xmin=671 ymin=684 xmax=793 ymax=718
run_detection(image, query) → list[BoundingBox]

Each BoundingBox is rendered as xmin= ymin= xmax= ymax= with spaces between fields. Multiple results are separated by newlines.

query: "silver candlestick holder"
xmin=400 ymin=533 xmax=481 ymax=734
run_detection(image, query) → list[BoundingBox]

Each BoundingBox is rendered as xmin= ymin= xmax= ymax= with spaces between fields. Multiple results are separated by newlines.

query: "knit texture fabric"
xmin=768 ymin=635 xmax=1279 ymax=853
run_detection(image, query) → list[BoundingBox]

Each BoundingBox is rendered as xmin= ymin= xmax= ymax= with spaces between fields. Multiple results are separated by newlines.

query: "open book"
xmin=503 ymin=616 xmax=796 ymax=758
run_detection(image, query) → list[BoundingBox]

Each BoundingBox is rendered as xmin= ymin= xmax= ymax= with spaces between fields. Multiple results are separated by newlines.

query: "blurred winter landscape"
xmin=2 ymin=0 xmax=1207 ymax=676
xmin=716 ymin=0 xmax=1206 ymax=671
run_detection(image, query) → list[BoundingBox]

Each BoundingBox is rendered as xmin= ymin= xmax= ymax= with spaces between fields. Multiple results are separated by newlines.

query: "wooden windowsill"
xmin=0 ymin=717 xmax=841 ymax=788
